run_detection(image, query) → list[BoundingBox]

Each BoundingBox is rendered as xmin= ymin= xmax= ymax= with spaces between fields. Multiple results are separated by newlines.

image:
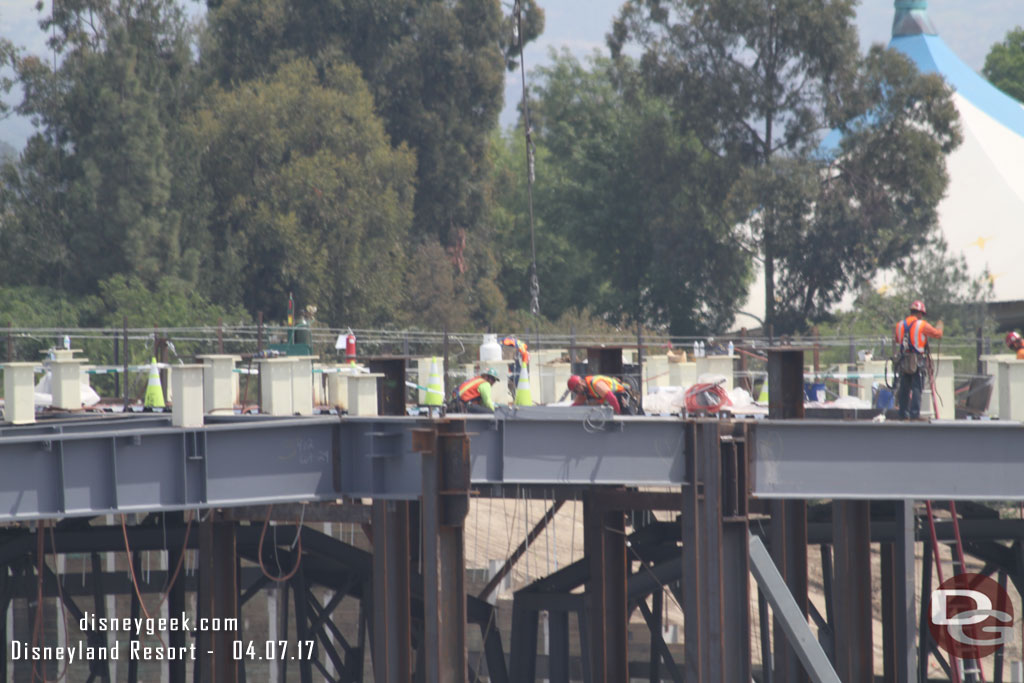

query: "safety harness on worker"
xmin=897 ymin=318 xmax=924 ymax=375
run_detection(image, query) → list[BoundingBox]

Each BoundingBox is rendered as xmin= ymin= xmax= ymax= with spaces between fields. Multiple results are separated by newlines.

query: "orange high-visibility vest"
xmin=583 ymin=375 xmax=625 ymax=398
xmin=895 ymin=316 xmax=929 ymax=353
xmin=458 ymin=376 xmax=487 ymax=402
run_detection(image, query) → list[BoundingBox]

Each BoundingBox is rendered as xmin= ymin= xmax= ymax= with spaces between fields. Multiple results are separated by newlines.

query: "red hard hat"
xmin=567 ymin=375 xmax=584 ymax=392
xmin=910 ymin=300 xmax=926 ymax=315
xmin=1007 ymin=331 xmax=1022 ymax=349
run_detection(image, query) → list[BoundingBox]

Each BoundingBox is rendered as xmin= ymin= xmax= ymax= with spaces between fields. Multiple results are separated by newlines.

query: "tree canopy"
xmin=0 ymin=0 xmax=969 ymax=338
xmin=984 ymin=26 xmax=1024 ymax=103
xmin=610 ymin=0 xmax=962 ymax=333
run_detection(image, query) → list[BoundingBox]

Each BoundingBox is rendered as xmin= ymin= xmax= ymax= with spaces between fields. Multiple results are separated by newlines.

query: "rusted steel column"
xmin=833 ymin=500 xmax=873 ymax=681
xmin=372 ymin=499 xmax=412 ymax=683
xmin=683 ymin=421 xmax=752 ymax=683
xmin=721 ymin=425 xmax=752 ymax=683
xmin=583 ymin=489 xmax=628 ymax=682
xmin=767 ymin=347 xmax=809 ymax=683
xmin=197 ymin=515 xmax=238 ymax=683
xmin=682 ymin=422 xmax=703 ymax=682
xmin=420 ymin=422 xmax=470 ymax=683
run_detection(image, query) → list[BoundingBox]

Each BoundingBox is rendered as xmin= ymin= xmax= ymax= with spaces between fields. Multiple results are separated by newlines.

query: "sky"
xmin=1 ymin=0 xmax=1023 ymax=148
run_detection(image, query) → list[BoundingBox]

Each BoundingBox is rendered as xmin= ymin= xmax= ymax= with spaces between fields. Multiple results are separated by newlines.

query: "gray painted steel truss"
xmin=2 ymin=410 xmax=1023 ymax=522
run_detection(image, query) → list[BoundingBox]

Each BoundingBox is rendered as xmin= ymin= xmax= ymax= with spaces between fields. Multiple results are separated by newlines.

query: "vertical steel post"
xmin=881 ymin=501 xmax=917 ymax=683
xmin=683 ymin=421 xmax=751 ymax=683
xmin=166 ymin=513 xmax=187 ymax=683
xmin=682 ymin=423 xmax=703 ymax=682
xmin=549 ymin=610 xmax=570 ymax=683
xmin=583 ymin=489 xmax=628 ymax=682
xmin=198 ymin=516 xmax=239 ymax=683
xmin=918 ymin=537 xmax=933 ymax=683
xmin=372 ymin=500 xmax=412 ymax=682
xmin=767 ymin=347 xmax=808 ymax=683
xmin=123 ymin=316 xmax=129 ymax=410
xmin=421 ymin=423 xmax=469 ymax=682
xmin=833 ymin=500 xmax=873 ymax=681
xmin=90 ymin=552 xmax=112 ymax=682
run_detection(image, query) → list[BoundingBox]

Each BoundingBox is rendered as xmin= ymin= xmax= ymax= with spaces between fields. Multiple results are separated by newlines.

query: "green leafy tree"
xmin=203 ymin=0 xmax=516 ymax=248
xmin=192 ymin=59 xmax=416 ymax=326
xmin=983 ymin=26 xmax=1024 ymax=103
xmin=611 ymin=0 xmax=961 ymax=333
xmin=504 ymin=52 xmax=749 ymax=334
xmin=2 ymin=0 xmax=200 ymax=294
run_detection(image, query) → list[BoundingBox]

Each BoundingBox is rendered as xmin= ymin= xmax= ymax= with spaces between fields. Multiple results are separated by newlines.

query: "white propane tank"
xmin=480 ymin=334 xmax=502 ymax=363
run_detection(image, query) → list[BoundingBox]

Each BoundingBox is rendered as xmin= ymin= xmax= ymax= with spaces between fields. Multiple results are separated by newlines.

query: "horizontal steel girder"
xmin=338 ymin=409 xmax=687 ymax=498
xmin=750 ymin=419 xmax=1024 ymax=500
xmin=0 ymin=417 xmax=340 ymax=521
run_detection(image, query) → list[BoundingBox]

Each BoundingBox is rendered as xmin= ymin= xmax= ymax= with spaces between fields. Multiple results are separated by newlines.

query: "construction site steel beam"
xmin=419 ymin=422 xmax=470 ymax=683
xmin=583 ymin=489 xmax=629 ymax=682
xmin=197 ymin=515 xmax=239 ymax=683
xmin=749 ymin=534 xmax=841 ymax=683
xmin=832 ymin=500 xmax=873 ymax=681
xmin=766 ymin=347 xmax=809 ymax=683
xmin=0 ymin=417 xmax=340 ymax=521
xmin=683 ymin=421 xmax=752 ymax=683
xmin=751 ymin=420 xmax=1024 ymax=500
xmin=371 ymin=499 xmax=412 ymax=683
xmin=166 ymin=512 xmax=187 ymax=683
xmin=880 ymin=501 xmax=917 ymax=683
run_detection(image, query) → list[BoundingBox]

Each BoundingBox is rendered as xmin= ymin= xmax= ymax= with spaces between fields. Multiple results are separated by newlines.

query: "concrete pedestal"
xmin=290 ymin=356 xmax=317 ymax=416
xmin=854 ymin=360 xmax=889 ymax=402
xmin=3 ymin=363 xmax=37 ymax=424
xmin=533 ymin=362 xmax=572 ymax=404
xmin=51 ymin=358 xmax=87 ymax=410
xmin=695 ymin=355 xmax=736 ymax=391
xmin=998 ymin=359 xmax=1024 ymax=421
xmin=348 ymin=373 xmax=385 ymax=416
xmin=668 ymin=361 xmax=697 ymax=388
xmin=644 ymin=355 xmax=671 ymax=390
xmin=981 ymin=354 xmax=1014 ymax=415
xmin=197 ymin=355 xmax=241 ymax=414
xmin=931 ymin=355 xmax=959 ymax=420
xmin=257 ymin=358 xmax=295 ymax=416
xmin=171 ymin=365 xmax=205 ymax=428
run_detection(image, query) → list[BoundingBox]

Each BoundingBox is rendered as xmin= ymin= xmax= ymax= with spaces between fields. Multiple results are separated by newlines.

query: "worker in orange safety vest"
xmin=451 ymin=368 xmax=500 ymax=414
xmin=567 ymin=374 xmax=633 ymax=415
xmin=893 ymin=299 xmax=943 ymax=419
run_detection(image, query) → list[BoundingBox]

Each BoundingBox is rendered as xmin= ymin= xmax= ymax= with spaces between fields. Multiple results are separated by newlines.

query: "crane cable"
xmin=514 ymin=0 xmax=541 ymax=317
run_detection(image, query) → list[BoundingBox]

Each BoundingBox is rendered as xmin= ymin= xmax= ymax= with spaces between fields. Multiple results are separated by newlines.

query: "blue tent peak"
xmin=893 ymin=0 xmax=936 ymax=38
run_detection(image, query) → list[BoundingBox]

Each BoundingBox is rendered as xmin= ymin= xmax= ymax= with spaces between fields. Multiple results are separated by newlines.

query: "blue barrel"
xmin=804 ymin=382 xmax=826 ymax=402
xmin=875 ymin=387 xmax=894 ymax=410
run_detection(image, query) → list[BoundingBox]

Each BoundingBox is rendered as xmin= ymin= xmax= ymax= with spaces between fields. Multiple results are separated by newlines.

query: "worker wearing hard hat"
xmin=452 ymin=368 xmax=501 ymax=413
xmin=893 ymin=300 xmax=943 ymax=419
xmin=567 ymin=374 xmax=631 ymax=415
xmin=1006 ymin=331 xmax=1024 ymax=360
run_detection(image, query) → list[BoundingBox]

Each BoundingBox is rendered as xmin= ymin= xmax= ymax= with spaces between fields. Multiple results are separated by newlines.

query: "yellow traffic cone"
xmin=425 ymin=357 xmax=444 ymax=407
xmin=515 ymin=369 xmax=532 ymax=406
xmin=144 ymin=357 xmax=165 ymax=408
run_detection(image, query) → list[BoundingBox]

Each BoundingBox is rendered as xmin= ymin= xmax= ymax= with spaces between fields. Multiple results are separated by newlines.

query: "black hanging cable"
xmin=514 ymin=0 xmax=541 ymax=317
